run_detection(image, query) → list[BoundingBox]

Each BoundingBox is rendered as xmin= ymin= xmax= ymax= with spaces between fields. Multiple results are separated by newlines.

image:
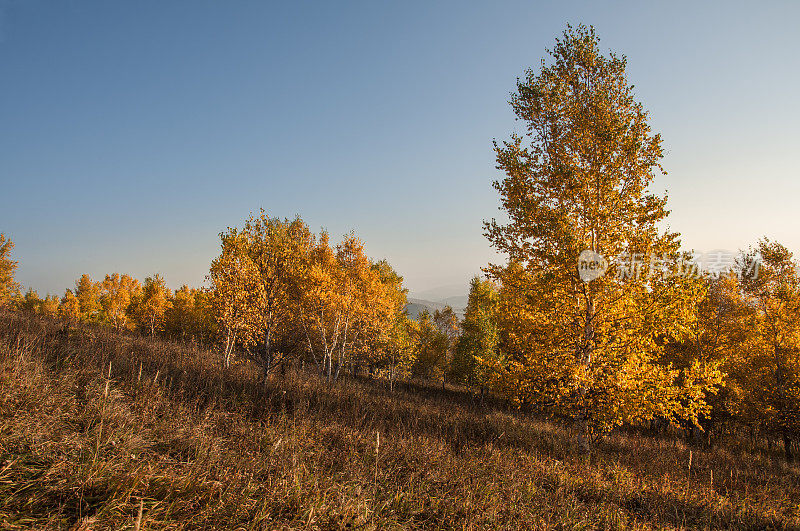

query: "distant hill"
xmin=411 ymin=283 xmax=468 ymax=302
xmin=405 ymin=282 xmax=474 ymax=320
xmin=405 ymin=296 xmax=466 ymax=320
xmin=439 ymin=294 xmax=468 ymax=310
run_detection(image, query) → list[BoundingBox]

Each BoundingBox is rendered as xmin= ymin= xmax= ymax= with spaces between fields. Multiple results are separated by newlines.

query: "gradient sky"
xmin=2 ymin=1 xmax=799 ymax=297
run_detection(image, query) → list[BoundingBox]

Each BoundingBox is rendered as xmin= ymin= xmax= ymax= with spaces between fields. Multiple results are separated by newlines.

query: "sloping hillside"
xmin=1 ymin=311 xmax=798 ymax=529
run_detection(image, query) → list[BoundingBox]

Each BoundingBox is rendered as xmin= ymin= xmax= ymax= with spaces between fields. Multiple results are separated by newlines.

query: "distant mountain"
xmin=439 ymin=294 xmax=468 ymax=310
xmin=405 ymin=296 xmax=466 ymax=320
xmin=405 ymin=281 xmax=475 ymax=320
xmin=410 ymin=283 xmax=468 ymax=302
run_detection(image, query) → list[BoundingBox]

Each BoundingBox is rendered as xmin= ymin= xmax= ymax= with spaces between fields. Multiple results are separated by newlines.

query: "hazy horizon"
xmin=2 ymin=1 xmax=799 ymax=296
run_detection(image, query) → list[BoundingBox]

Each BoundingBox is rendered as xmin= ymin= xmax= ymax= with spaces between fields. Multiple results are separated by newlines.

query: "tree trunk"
xmin=223 ymin=331 xmax=235 ymax=369
xmin=264 ymin=327 xmax=272 ymax=378
xmin=576 ymin=297 xmax=594 ymax=454
xmin=223 ymin=332 xmax=231 ymax=369
xmin=325 ymin=352 xmax=332 ymax=382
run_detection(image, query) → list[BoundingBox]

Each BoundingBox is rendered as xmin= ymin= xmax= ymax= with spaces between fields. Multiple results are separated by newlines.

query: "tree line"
xmin=5 ymin=223 xmax=796 ymax=458
xmin=0 ymin=219 xmax=464 ymax=389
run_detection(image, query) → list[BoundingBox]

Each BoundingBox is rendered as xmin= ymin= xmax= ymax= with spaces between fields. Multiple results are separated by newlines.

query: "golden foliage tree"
xmin=331 ymin=233 xmax=396 ymax=379
xmin=210 ymin=212 xmax=313 ymax=372
xmin=293 ymin=231 xmax=408 ymax=382
xmin=736 ymin=240 xmax=800 ymax=459
xmin=484 ymin=25 xmax=713 ymax=444
xmin=60 ymin=289 xmax=82 ymax=324
xmin=409 ymin=310 xmax=448 ymax=380
xmin=433 ymin=305 xmax=460 ymax=384
xmin=297 ymin=231 xmax=347 ymax=381
xmin=75 ymin=274 xmax=101 ymax=321
xmin=100 ymin=273 xmax=141 ymax=331
xmin=367 ymin=260 xmax=413 ymax=386
xmin=134 ymin=274 xmax=172 ymax=336
xmin=210 ymin=232 xmax=258 ymax=368
xmin=661 ymin=273 xmax=749 ymax=442
xmin=165 ymin=285 xmax=195 ymax=341
xmin=17 ymin=288 xmax=42 ymax=314
xmin=39 ymin=294 xmax=60 ymax=318
xmin=384 ymin=313 xmax=415 ymax=389
xmin=0 ymin=234 xmax=20 ymax=307
xmin=166 ymin=285 xmax=215 ymax=344
xmin=451 ymin=277 xmax=499 ymax=387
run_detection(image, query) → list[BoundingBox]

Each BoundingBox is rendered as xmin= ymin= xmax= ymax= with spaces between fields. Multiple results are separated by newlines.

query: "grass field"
xmin=1 ymin=310 xmax=798 ymax=530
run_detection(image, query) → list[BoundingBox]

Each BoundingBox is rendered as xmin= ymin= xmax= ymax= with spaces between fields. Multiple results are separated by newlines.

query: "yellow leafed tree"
xmin=210 ymin=231 xmax=258 ymax=367
xmin=134 ymin=274 xmax=172 ymax=336
xmin=368 ymin=260 xmax=413 ymax=386
xmin=75 ymin=274 xmax=101 ymax=321
xmin=296 ymin=231 xmax=345 ymax=380
xmin=100 ymin=273 xmax=141 ymax=331
xmin=166 ymin=285 xmax=215 ymax=344
xmin=60 ymin=289 xmax=82 ymax=324
xmin=39 ymin=294 xmax=60 ymax=318
xmin=484 ymin=25 xmax=715 ymax=445
xmin=736 ymin=240 xmax=800 ymax=459
xmin=209 ymin=212 xmax=313 ymax=372
xmin=0 ymin=234 xmax=20 ymax=308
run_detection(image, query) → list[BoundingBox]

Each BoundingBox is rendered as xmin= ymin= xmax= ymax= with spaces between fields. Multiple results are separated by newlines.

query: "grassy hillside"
xmin=1 ymin=311 xmax=798 ymax=530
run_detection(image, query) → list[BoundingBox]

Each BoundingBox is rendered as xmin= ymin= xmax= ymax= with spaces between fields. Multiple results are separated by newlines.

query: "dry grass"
xmin=0 ymin=311 xmax=798 ymax=530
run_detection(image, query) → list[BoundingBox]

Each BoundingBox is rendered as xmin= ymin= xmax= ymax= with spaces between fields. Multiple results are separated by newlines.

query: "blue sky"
xmin=2 ymin=1 xmax=799 ymax=296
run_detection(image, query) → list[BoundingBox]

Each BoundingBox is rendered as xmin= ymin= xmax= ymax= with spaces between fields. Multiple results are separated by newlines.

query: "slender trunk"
xmin=576 ymin=296 xmax=594 ymax=453
xmin=224 ymin=331 xmax=231 ymax=369
xmin=263 ymin=304 xmax=275 ymax=380
xmin=305 ymin=330 xmax=322 ymax=374
xmin=389 ymin=351 xmax=396 ymax=392
xmin=333 ymin=355 xmax=342 ymax=381
xmin=264 ymin=326 xmax=272 ymax=380
xmin=335 ymin=318 xmax=349 ymax=382
xmin=223 ymin=330 xmax=236 ymax=369
xmin=784 ymin=433 xmax=794 ymax=461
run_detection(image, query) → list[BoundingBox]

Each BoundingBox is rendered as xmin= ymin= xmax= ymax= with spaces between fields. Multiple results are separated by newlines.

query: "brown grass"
xmin=0 ymin=310 xmax=798 ymax=530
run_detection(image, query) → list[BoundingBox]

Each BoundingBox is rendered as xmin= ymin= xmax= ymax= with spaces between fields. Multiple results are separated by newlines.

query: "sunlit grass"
xmin=1 ymin=311 xmax=797 ymax=529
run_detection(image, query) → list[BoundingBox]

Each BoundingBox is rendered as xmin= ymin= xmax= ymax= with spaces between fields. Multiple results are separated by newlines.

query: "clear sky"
xmin=2 ymin=1 xmax=799 ymax=297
